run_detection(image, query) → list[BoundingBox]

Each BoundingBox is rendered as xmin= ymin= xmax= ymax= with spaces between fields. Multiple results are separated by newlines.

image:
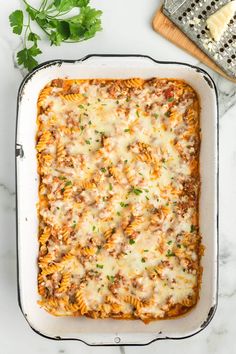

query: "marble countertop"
xmin=1 ymin=1 xmax=236 ymax=353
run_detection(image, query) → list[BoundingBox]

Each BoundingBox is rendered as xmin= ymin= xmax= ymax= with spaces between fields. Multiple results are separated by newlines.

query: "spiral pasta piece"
xmin=61 ymin=93 xmax=84 ymax=102
xmin=39 ymin=226 xmax=51 ymax=245
xmin=75 ymin=290 xmax=88 ymax=315
xmin=36 ymin=131 xmax=52 ymax=152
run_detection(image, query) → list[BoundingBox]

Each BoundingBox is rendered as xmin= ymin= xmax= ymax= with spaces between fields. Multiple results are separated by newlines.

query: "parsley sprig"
xmin=9 ymin=0 xmax=102 ymax=71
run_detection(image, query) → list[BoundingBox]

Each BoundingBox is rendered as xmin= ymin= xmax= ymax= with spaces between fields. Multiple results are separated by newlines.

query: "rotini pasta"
xmin=36 ymin=78 xmax=201 ymax=322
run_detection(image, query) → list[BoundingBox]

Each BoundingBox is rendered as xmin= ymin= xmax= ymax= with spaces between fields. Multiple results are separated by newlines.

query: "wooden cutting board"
xmin=152 ymin=9 xmax=236 ymax=83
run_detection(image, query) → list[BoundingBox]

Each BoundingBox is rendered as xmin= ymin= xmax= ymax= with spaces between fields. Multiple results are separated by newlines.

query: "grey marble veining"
xmin=1 ymin=1 xmax=236 ymax=353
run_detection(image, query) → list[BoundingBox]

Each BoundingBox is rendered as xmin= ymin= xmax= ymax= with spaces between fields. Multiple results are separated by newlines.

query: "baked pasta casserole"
xmin=36 ymin=78 xmax=201 ymax=322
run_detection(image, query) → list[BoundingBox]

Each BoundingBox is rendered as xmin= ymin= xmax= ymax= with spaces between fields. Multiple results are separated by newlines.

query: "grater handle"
xmin=163 ymin=0 xmax=188 ymax=15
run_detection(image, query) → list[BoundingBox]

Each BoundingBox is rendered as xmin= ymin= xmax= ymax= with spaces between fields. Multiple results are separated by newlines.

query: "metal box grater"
xmin=163 ymin=0 xmax=236 ymax=79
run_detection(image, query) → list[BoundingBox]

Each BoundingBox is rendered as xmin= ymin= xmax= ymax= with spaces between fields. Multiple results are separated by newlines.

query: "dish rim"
xmin=15 ymin=54 xmax=219 ymax=346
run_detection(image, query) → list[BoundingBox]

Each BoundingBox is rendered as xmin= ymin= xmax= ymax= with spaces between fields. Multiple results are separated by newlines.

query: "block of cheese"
xmin=206 ymin=1 xmax=236 ymax=42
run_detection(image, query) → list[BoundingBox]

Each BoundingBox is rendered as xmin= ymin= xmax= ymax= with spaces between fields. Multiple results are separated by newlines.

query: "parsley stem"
xmin=40 ymin=0 xmax=48 ymax=12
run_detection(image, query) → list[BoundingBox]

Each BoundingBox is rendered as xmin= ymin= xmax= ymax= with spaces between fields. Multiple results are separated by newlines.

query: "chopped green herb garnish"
xmin=145 ymin=196 xmax=149 ymax=200
xmin=190 ymin=225 xmax=196 ymax=233
xmin=120 ymin=202 xmax=128 ymax=207
xmin=96 ymin=264 xmax=103 ymax=269
xmin=92 ymin=226 xmax=96 ymax=231
xmin=59 ymin=176 xmax=66 ymax=180
xmin=126 ymin=97 xmax=130 ymax=102
xmin=153 ymin=113 xmax=159 ymax=119
xmin=80 ymin=125 xmax=84 ymax=131
xmin=167 ymin=240 xmax=172 ymax=245
xmin=88 ymin=120 xmax=92 ymax=125
xmin=132 ymin=187 xmax=143 ymax=196
xmin=61 ymin=188 xmax=65 ymax=193
xmin=116 ymin=100 xmax=119 ymax=104
xmin=85 ymin=140 xmax=91 ymax=145
xmin=65 ymin=180 xmax=72 ymax=187
xmin=129 ymin=239 xmax=135 ymax=245
xmin=95 ymin=130 xmax=99 ymax=134
xmin=107 ymin=275 xmax=115 ymax=282
xmin=144 ymin=249 xmax=149 ymax=252
xmin=136 ymin=110 xmax=140 ymax=118
xmin=166 ymin=250 xmax=175 ymax=257
xmin=165 ymin=111 xmax=170 ymax=117
xmin=101 ymin=167 xmax=106 ymax=173
xmin=117 ymin=211 xmax=121 ymax=216
xmin=72 ymin=222 xmax=77 ymax=229
xmin=124 ymin=129 xmax=130 ymax=132
xmin=56 ymin=207 xmax=60 ymax=210
xmin=168 ymin=97 xmax=174 ymax=102
xmin=141 ymin=257 xmax=146 ymax=263
xmin=177 ymin=244 xmax=181 ymax=248
xmin=124 ymin=159 xmax=128 ymax=164
xmin=109 ymin=183 xmax=113 ymax=190
xmin=144 ymin=189 xmax=149 ymax=193
xmin=79 ymin=104 xmax=84 ymax=109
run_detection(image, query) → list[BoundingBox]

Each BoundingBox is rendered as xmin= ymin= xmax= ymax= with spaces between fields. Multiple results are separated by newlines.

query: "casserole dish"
xmin=16 ymin=55 xmax=218 ymax=346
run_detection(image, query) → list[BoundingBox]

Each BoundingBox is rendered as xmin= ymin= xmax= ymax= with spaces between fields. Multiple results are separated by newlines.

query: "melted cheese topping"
xmin=36 ymin=78 xmax=201 ymax=322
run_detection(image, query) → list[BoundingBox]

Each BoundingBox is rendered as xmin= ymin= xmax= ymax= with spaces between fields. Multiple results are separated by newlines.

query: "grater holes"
xmin=178 ymin=16 xmax=182 ymax=21
xmin=227 ymin=59 xmax=232 ymax=64
xmin=206 ymin=6 xmax=211 ymax=11
xmin=183 ymin=12 xmax=187 ymax=16
xmin=219 ymin=48 xmax=224 ymax=52
xmin=211 ymin=1 xmax=215 ymax=5
xmin=231 ymin=55 xmax=236 ymax=59
xmin=191 ymin=3 xmax=195 ymax=8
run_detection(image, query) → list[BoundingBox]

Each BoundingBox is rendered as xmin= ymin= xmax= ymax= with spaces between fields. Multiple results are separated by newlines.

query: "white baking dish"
xmin=15 ymin=55 xmax=218 ymax=346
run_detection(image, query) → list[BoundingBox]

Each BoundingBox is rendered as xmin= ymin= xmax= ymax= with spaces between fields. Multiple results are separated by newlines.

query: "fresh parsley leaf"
xmin=9 ymin=10 xmax=24 ymax=35
xmin=53 ymin=0 xmax=89 ymax=12
xmin=17 ymin=45 xmax=42 ymax=71
xmin=28 ymin=32 xmax=41 ymax=43
xmin=100 ymin=167 xmax=106 ymax=173
xmin=129 ymin=239 xmax=135 ymax=245
xmin=109 ymin=183 xmax=112 ymax=191
xmin=120 ymin=202 xmax=128 ymax=208
xmin=141 ymin=257 xmax=146 ymax=263
xmin=85 ymin=139 xmax=91 ymax=145
xmin=124 ymin=128 xmax=130 ymax=132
